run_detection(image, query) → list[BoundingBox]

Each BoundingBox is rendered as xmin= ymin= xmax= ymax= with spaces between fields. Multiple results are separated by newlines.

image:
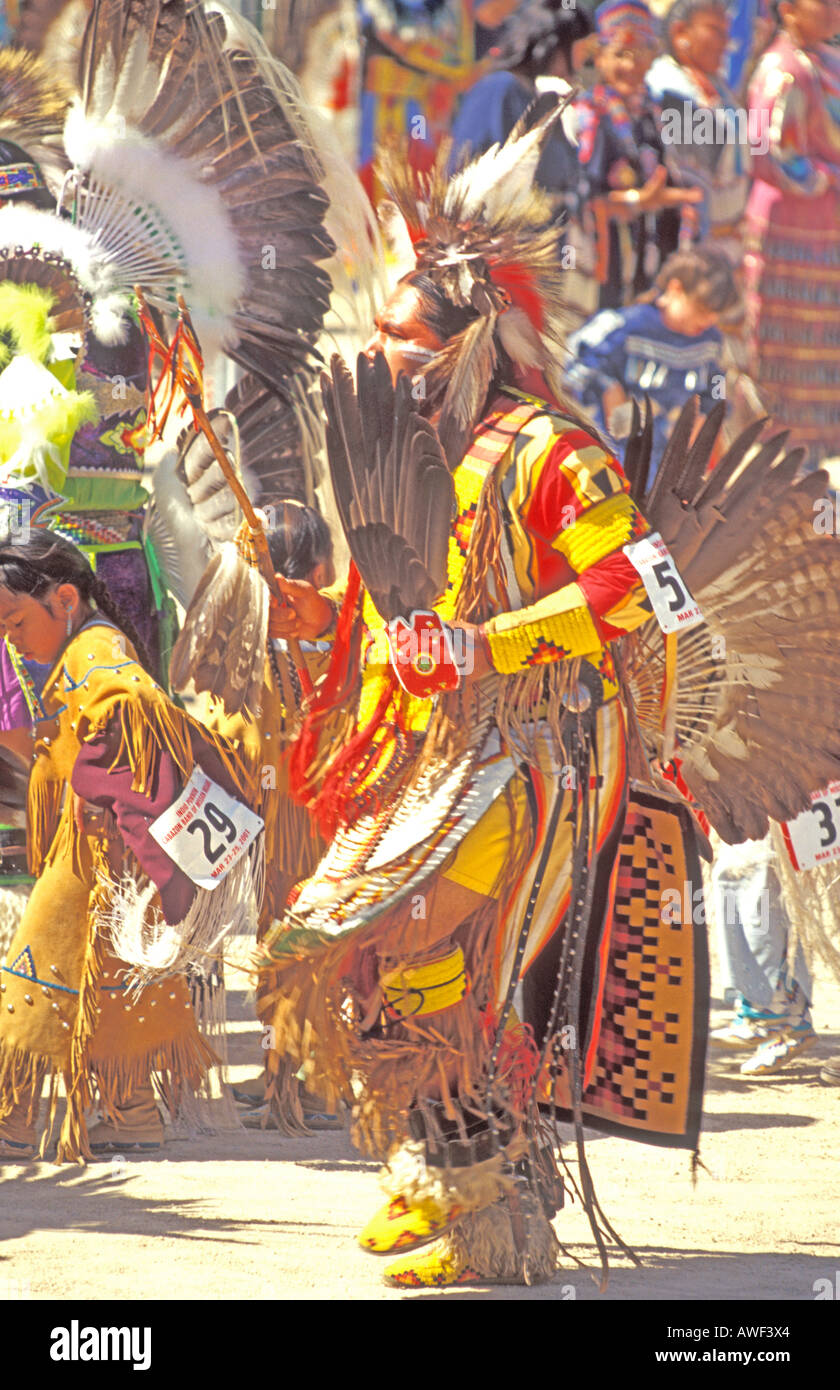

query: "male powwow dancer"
xmin=256 ymin=103 xmax=840 ymax=1286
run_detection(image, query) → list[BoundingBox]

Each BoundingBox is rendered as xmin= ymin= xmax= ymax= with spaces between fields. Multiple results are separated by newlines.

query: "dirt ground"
xmin=1 ymin=948 xmax=838 ymax=1303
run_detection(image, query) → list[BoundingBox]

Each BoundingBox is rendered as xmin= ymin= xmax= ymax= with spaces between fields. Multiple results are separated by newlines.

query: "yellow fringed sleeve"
xmin=483 ymin=582 xmax=602 ymax=673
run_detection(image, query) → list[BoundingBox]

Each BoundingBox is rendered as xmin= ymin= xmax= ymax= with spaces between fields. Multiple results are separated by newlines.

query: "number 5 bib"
xmin=149 ymin=766 xmax=264 ymax=890
xmin=623 ymin=532 xmax=704 ymax=634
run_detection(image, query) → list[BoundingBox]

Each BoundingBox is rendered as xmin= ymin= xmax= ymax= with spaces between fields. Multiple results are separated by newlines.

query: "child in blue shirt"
xmin=564 ymin=245 xmax=738 ymax=477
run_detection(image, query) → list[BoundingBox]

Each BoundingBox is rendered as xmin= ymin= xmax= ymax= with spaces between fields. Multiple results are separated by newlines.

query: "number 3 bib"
xmin=782 ymin=781 xmax=840 ymax=871
xmin=149 ymin=767 xmax=264 ymax=890
xmin=623 ymin=532 xmax=704 ymax=634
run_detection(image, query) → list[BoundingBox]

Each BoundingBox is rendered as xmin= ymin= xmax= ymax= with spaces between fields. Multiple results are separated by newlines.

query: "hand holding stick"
xmin=135 ymin=286 xmax=314 ymax=700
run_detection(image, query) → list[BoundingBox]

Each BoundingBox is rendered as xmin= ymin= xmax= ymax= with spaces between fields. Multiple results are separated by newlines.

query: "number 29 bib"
xmin=149 ymin=767 xmax=264 ymax=890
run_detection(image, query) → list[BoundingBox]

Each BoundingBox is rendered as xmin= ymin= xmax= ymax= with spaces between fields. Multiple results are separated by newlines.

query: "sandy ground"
xmin=1 ymin=953 xmax=838 ymax=1304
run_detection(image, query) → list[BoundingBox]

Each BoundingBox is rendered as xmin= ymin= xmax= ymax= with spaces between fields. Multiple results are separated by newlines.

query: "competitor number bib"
xmin=623 ymin=532 xmax=704 ymax=634
xmin=149 ymin=767 xmax=264 ymax=890
xmin=781 ymin=781 xmax=840 ymax=871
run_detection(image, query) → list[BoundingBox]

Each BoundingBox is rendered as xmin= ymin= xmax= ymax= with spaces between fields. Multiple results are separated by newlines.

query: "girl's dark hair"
xmin=651 ymin=245 xmax=740 ymax=314
xmin=265 ymin=501 xmax=333 ymax=581
xmin=0 ymin=530 xmax=152 ymax=669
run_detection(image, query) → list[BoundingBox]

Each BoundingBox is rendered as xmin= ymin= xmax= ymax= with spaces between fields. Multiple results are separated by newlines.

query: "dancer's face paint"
xmin=365 ymin=284 xmax=443 ymax=388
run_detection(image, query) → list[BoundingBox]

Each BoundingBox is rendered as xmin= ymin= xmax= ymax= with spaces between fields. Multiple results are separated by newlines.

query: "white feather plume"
xmin=445 ymin=124 xmax=547 ymax=224
xmin=0 ymin=203 xmax=133 ymax=342
xmin=63 ymin=99 xmax=245 ymax=359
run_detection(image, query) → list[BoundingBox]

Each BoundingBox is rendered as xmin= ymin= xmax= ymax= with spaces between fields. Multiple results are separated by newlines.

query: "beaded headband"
xmin=0 ymin=162 xmax=46 ymax=196
xmin=595 ymin=0 xmax=659 ymax=47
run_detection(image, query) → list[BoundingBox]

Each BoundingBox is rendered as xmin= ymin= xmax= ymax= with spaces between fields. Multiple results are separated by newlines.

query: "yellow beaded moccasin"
xmin=358 ymin=1193 xmax=462 ymax=1256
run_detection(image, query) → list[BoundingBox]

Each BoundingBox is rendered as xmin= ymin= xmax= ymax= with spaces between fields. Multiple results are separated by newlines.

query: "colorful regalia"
xmin=0 ymin=616 xmax=253 ymax=1161
xmin=572 ymin=82 xmax=681 ymax=315
xmin=743 ymin=31 xmax=840 ymax=467
xmin=254 ymin=90 xmax=840 ymax=1285
xmin=251 ymin=115 xmax=715 ymax=1288
xmin=0 ymin=101 xmax=177 ymax=697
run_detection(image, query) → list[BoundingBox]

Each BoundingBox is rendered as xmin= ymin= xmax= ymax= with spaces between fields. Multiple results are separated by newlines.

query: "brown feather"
xmin=629 ymin=409 xmax=840 ymax=841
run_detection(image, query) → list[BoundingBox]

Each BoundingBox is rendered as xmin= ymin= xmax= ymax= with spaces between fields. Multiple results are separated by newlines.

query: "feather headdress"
xmin=0 ymin=0 xmax=384 ymax=612
xmin=0 ymin=46 xmax=71 ymax=171
xmin=376 ymin=99 xmax=571 ymax=463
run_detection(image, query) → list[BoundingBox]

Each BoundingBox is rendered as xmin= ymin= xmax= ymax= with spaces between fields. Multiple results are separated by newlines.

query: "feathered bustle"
xmin=623 ymin=401 xmax=840 ymax=842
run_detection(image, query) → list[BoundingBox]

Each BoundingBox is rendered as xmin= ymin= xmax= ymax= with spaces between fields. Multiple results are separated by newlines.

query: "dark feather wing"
xmin=623 ymin=396 xmax=654 ymax=505
xmin=628 ymin=410 xmax=840 ymax=842
xmin=321 ymin=351 xmax=454 ymax=621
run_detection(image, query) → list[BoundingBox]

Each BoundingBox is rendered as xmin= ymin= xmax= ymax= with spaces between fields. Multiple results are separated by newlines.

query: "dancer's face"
xmin=364 ymin=284 xmax=444 ymax=388
xmin=672 ymin=8 xmax=730 ymax=75
xmin=598 ymin=37 xmax=658 ymax=97
xmin=781 ymin=0 xmax=840 ymax=44
xmin=0 ymin=583 xmax=80 ymax=663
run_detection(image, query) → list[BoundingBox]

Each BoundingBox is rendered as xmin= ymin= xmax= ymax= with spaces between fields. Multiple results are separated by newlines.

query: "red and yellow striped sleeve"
xmin=482 ymin=416 xmax=652 ymax=673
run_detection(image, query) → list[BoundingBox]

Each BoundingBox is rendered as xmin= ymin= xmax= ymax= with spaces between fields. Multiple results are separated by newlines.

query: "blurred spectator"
xmin=564 ymin=245 xmax=736 ymax=475
xmin=570 ymin=0 xmax=703 ymax=319
xmin=356 ymin=0 xmax=517 ymax=202
xmin=710 ymin=834 xmax=816 ymax=1075
xmin=450 ymin=0 xmax=594 ymax=200
xmin=743 ymin=0 xmax=840 ymax=468
xmin=647 ymin=0 xmax=751 ymax=263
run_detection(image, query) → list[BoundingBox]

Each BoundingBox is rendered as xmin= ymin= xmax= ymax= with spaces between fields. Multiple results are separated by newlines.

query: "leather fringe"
xmin=27 ymin=765 xmax=64 ymax=877
xmin=261 ymin=888 xmax=535 ymax=1159
xmin=57 ymin=838 xmax=111 ymax=1163
xmin=262 ymin=931 xmax=493 ymax=1158
xmin=0 ymin=1039 xmax=49 ymax=1127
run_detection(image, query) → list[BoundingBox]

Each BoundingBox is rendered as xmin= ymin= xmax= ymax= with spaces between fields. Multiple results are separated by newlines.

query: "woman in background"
xmin=571 ymin=0 xmax=703 ymax=317
xmin=647 ymin=0 xmax=751 ymax=264
xmin=743 ymin=0 xmax=840 ymax=467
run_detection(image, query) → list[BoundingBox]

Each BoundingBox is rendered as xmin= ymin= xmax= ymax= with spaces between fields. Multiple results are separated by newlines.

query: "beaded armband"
xmin=552 ymin=492 xmax=640 ymax=574
xmin=482 ymin=582 xmax=601 ymax=675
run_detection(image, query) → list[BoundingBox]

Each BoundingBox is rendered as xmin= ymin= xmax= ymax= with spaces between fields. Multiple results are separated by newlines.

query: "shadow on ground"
xmin=0 ymin=1148 xmax=377 ymax=1253
xmin=404 ymin=1246 xmax=840 ymax=1302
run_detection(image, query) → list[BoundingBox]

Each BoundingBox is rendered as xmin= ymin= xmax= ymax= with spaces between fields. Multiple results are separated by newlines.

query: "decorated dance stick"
xmin=134 ymin=285 xmax=313 ymax=700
